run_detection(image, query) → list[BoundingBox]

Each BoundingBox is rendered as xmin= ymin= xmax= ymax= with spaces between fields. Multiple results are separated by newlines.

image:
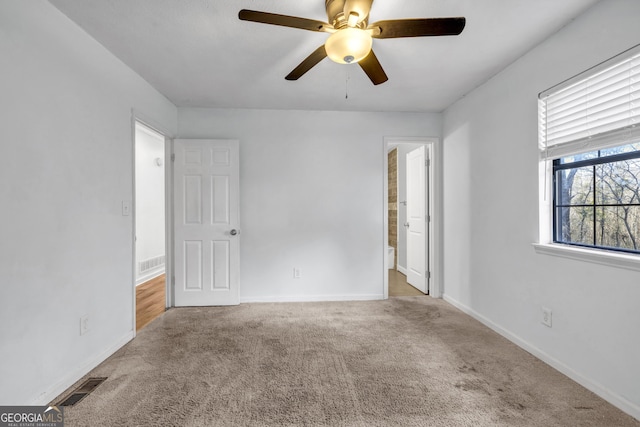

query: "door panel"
xmin=184 ymin=240 xmax=203 ymax=290
xmin=406 ymin=146 xmax=427 ymax=293
xmin=174 ymin=139 xmax=240 ymax=306
xmin=213 ymin=240 xmax=230 ymax=289
xmin=184 ymin=176 xmax=202 ymax=224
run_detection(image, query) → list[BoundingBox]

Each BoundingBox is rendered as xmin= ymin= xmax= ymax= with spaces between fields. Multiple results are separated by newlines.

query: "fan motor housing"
xmin=326 ymin=0 xmax=369 ymax=29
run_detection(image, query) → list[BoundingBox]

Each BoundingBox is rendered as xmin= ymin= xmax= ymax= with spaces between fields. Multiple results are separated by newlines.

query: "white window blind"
xmin=539 ymin=44 xmax=640 ymax=159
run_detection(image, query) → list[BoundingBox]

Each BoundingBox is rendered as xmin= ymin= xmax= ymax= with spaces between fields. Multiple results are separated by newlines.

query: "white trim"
xmin=442 ymin=295 xmax=640 ymax=421
xmin=132 ymin=113 xmax=173 ymax=313
xmin=136 ymin=122 xmax=166 ymax=141
xmin=537 ymin=154 xmax=640 ymax=267
xmin=135 ymin=269 xmax=166 ymax=287
xmin=131 ymin=109 xmax=175 ymax=139
xmin=533 ymin=243 xmax=640 ymax=272
xmin=31 ymin=331 xmax=134 ymax=405
xmin=240 ymin=294 xmax=384 ymax=303
xmin=397 ymin=264 xmax=407 ymax=275
xmin=165 ymin=137 xmax=174 ymax=308
xmin=432 ymin=137 xmax=444 ymax=298
xmin=131 ymin=113 xmax=168 ymax=335
xmin=383 ymin=141 xmax=389 ymax=299
xmin=383 ymin=137 xmax=442 ymax=298
xmin=130 ymin=115 xmax=137 ymax=337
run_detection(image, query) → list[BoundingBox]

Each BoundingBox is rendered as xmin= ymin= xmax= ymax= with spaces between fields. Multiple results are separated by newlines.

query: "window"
xmin=539 ymin=44 xmax=640 ymax=255
xmin=553 ymin=143 xmax=640 ymax=253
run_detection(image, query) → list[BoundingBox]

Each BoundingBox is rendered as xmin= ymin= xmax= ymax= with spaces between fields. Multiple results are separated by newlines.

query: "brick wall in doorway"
xmin=388 ymin=148 xmax=397 ymax=269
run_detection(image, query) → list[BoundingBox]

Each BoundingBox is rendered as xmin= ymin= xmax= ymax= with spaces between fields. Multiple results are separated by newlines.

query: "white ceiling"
xmin=48 ymin=0 xmax=599 ymax=113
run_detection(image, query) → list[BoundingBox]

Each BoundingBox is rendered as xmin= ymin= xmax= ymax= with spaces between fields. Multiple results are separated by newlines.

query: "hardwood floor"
xmin=389 ymin=269 xmax=425 ymax=297
xmin=136 ymin=274 xmax=166 ymax=331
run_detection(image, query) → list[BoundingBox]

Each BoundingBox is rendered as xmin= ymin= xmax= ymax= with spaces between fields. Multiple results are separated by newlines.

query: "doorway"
xmin=134 ymin=121 xmax=167 ymax=330
xmin=384 ymin=137 xmax=440 ymax=299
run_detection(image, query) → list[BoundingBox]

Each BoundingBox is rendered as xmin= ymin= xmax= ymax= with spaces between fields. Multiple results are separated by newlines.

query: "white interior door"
xmin=406 ymin=146 xmax=428 ymax=294
xmin=173 ymin=139 xmax=240 ymax=306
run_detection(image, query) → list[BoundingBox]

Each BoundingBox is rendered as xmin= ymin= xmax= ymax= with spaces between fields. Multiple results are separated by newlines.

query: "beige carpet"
xmin=56 ymin=298 xmax=639 ymax=426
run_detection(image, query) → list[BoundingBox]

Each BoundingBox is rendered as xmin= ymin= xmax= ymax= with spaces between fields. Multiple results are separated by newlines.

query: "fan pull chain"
xmin=345 ymin=68 xmax=350 ymax=99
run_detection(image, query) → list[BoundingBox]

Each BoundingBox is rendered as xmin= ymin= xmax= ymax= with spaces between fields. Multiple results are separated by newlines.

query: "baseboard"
xmin=442 ymin=294 xmax=640 ymax=421
xmin=136 ymin=269 xmax=165 ymax=287
xmin=32 ymin=331 xmax=134 ymax=405
xmin=397 ymin=265 xmax=407 ymax=275
xmin=240 ymin=294 xmax=384 ymax=303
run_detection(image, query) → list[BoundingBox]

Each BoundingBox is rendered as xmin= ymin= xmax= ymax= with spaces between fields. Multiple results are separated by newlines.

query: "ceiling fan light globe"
xmin=325 ymin=27 xmax=372 ymax=64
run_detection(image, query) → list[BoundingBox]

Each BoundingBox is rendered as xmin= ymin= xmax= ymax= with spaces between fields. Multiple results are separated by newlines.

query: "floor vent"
xmin=58 ymin=377 xmax=107 ymax=407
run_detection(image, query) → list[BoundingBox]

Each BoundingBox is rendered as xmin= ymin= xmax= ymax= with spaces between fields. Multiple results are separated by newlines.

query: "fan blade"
xmin=285 ymin=45 xmax=328 ymax=81
xmin=358 ymin=49 xmax=388 ymax=85
xmin=370 ymin=17 xmax=465 ymax=39
xmin=239 ymin=10 xmax=332 ymax=33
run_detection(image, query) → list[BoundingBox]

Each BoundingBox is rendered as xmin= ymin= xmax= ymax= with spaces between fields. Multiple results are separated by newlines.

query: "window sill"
xmin=533 ymin=243 xmax=640 ymax=272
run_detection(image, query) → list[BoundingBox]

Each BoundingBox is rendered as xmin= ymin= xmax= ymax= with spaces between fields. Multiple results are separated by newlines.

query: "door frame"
xmin=383 ymin=137 xmax=442 ymax=299
xmin=131 ymin=111 xmax=175 ymax=336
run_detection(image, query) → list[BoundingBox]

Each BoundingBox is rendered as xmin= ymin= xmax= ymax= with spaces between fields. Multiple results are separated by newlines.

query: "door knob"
xmin=404 ymin=222 xmax=410 ymax=228
xmin=230 ymin=229 xmax=238 ymax=236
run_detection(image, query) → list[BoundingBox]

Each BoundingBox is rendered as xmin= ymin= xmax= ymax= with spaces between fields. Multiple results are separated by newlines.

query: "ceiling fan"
xmin=239 ymin=0 xmax=465 ymax=85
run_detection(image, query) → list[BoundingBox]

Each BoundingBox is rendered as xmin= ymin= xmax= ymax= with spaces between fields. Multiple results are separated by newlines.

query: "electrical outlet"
xmin=80 ymin=315 xmax=90 ymax=335
xmin=541 ymin=307 xmax=552 ymax=328
xmin=293 ymin=268 xmax=301 ymax=279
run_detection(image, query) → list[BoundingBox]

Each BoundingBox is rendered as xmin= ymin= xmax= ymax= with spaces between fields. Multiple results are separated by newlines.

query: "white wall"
xmin=0 ymin=1 xmax=177 ymax=405
xmin=135 ymin=124 xmax=166 ymax=285
xmin=442 ymin=0 xmax=640 ymax=419
xmin=178 ymin=108 xmax=441 ymax=302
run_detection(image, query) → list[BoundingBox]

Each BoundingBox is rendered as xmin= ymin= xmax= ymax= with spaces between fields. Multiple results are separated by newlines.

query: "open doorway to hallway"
xmin=134 ymin=121 xmax=166 ymax=330
xmin=385 ymin=138 xmax=435 ymax=297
